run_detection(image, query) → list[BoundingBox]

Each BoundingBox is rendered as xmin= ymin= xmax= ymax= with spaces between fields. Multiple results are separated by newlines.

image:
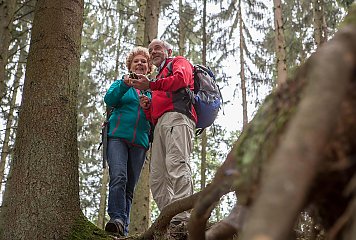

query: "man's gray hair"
xmin=148 ymin=39 xmax=173 ymax=51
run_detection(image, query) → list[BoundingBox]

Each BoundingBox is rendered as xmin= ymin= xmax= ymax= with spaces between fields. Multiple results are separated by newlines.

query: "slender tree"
xmin=178 ymin=0 xmax=186 ymax=56
xmin=0 ymin=36 xmax=27 ymax=194
xmin=200 ymin=0 xmax=208 ymax=190
xmin=0 ymin=0 xmax=85 ymax=238
xmin=273 ymin=0 xmax=288 ymax=85
xmin=131 ymin=0 xmax=161 ymax=234
xmin=97 ymin=167 xmax=109 ymax=229
xmin=238 ymin=0 xmax=248 ymax=129
xmin=0 ymin=0 xmax=16 ymax=103
xmin=313 ymin=0 xmax=328 ymax=46
xmin=144 ymin=0 xmax=160 ymax=46
xmin=136 ymin=0 xmax=146 ymax=46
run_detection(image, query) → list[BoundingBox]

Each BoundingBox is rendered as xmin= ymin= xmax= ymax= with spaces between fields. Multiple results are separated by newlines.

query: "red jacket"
xmin=144 ymin=56 xmax=197 ymax=125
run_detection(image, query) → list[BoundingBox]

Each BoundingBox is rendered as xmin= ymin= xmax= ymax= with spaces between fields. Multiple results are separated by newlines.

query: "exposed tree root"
xmin=205 ymin=204 xmax=248 ymax=240
xmin=138 ymin=191 xmax=202 ymax=240
xmin=240 ymin=24 xmax=356 ymax=240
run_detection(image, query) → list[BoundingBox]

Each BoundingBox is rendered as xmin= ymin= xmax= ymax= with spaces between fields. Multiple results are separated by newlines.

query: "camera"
xmin=129 ymin=72 xmax=138 ymax=79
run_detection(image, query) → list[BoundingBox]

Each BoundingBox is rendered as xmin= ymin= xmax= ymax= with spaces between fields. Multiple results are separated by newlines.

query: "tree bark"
xmin=97 ymin=167 xmax=109 ymax=229
xmin=313 ymin=0 xmax=327 ymax=46
xmin=273 ymin=0 xmax=288 ymax=85
xmin=0 ymin=0 xmax=85 ymax=239
xmin=178 ymin=0 xmax=185 ymax=56
xmin=135 ymin=0 xmax=146 ymax=47
xmin=130 ymin=157 xmax=151 ymax=234
xmin=239 ymin=0 xmax=248 ymax=129
xmin=143 ymin=0 xmax=160 ymax=46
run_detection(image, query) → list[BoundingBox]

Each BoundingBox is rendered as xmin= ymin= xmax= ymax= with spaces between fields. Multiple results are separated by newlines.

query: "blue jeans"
xmin=107 ymin=138 xmax=146 ymax=235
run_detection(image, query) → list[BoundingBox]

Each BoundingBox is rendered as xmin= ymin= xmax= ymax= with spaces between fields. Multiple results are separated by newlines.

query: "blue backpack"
xmin=167 ymin=61 xmax=222 ymax=131
xmin=193 ymin=64 xmax=222 ymax=129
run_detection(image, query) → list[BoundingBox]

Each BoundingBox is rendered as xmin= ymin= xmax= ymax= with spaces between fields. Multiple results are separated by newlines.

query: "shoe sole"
xmin=105 ymin=222 xmax=118 ymax=233
xmin=105 ymin=222 xmax=124 ymax=236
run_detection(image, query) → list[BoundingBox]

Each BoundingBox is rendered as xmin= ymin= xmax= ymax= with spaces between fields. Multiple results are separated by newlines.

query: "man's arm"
xmin=150 ymin=57 xmax=193 ymax=92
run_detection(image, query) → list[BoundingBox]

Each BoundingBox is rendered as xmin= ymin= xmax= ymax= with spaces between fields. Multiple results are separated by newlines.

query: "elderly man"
xmin=131 ymin=39 xmax=196 ymax=227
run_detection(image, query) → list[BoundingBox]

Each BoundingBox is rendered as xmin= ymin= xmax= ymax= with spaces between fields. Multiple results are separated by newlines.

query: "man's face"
xmin=148 ymin=43 xmax=169 ymax=67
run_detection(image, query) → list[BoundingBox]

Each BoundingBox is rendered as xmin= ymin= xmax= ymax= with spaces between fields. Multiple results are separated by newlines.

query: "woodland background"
xmin=0 ymin=0 xmax=354 ymax=239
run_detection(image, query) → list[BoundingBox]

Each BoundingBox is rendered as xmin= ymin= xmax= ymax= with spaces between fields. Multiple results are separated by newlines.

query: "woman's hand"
xmin=139 ymin=95 xmax=151 ymax=109
xmin=123 ymin=74 xmax=132 ymax=86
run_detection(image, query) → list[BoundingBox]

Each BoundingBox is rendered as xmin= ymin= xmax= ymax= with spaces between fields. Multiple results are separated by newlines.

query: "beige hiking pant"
xmin=150 ymin=112 xmax=195 ymax=222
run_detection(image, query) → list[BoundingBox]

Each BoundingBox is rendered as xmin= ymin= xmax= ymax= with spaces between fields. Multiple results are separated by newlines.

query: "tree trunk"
xmin=200 ymin=131 xmax=207 ymax=189
xmin=0 ymin=35 xmax=27 ymax=194
xmin=0 ymin=0 xmax=85 ymax=239
xmin=199 ymin=0 xmax=208 ymax=190
xmin=273 ymin=0 xmax=288 ymax=85
xmin=135 ymin=0 xmax=146 ymax=47
xmin=114 ymin=4 xmax=124 ymax=78
xmin=313 ymin=0 xmax=327 ymax=46
xmin=239 ymin=0 xmax=248 ymax=129
xmin=129 ymin=2 xmax=157 ymax=232
xmin=97 ymin=167 xmax=109 ymax=229
xmin=143 ymin=0 xmax=160 ymax=46
xmin=130 ymin=156 xmax=151 ymax=234
xmin=178 ymin=0 xmax=186 ymax=56
xmin=0 ymin=0 xmax=16 ymax=103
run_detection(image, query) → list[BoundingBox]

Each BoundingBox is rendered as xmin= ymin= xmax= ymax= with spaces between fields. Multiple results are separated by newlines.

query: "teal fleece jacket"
xmin=104 ymin=77 xmax=151 ymax=149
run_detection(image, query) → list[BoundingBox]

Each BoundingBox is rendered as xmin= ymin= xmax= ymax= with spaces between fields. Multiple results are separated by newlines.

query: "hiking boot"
xmin=105 ymin=218 xmax=125 ymax=236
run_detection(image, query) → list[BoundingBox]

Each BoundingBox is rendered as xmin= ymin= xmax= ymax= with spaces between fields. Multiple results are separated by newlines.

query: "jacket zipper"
xmin=131 ymin=89 xmax=141 ymax=143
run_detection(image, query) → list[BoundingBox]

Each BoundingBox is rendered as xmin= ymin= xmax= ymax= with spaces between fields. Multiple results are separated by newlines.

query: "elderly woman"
xmin=104 ymin=46 xmax=153 ymax=236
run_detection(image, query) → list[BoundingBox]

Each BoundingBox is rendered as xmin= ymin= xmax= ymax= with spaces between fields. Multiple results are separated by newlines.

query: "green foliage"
xmin=336 ymin=0 xmax=355 ymax=9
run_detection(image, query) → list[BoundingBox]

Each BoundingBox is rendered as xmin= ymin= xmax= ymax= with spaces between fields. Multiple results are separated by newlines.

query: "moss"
xmin=340 ymin=3 xmax=356 ymax=28
xmin=231 ymin=75 xmax=304 ymax=205
xmin=68 ymin=215 xmax=111 ymax=240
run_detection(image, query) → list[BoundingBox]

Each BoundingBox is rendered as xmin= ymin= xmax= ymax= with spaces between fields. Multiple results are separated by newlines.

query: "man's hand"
xmin=139 ymin=95 xmax=151 ymax=109
xmin=131 ymin=74 xmax=150 ymax=90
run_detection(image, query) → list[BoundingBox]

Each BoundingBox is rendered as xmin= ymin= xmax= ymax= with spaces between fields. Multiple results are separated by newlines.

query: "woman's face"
xmin=130 ymin=54 xmax=149 ymax=75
